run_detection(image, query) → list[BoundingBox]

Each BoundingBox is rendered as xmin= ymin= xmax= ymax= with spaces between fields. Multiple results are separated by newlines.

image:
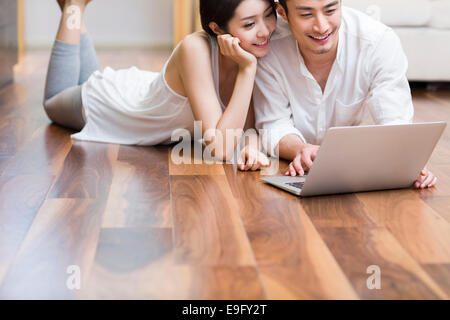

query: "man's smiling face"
xmin=278 ymin=0 xmax=342 ymax=55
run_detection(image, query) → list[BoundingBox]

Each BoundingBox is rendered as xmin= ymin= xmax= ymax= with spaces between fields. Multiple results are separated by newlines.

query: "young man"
xmin=254 ymin=0 xmax=437 ymax=188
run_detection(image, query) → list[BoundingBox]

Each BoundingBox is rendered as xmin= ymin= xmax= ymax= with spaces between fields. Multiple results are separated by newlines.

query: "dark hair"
xmin=279 ymin=0 xmax=341 ymax=15
xmin=278 ymin=0 xmax=288 ymax=14
xmin=200 ymin=0 xmax=277 ymax=37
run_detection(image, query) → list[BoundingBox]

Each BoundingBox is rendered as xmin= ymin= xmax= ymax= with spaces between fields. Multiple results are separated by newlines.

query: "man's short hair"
xmin=278 ymin=0 xmax=341 ymax=15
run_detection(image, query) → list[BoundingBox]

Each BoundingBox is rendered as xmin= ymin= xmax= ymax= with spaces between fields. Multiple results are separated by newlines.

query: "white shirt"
xmin=254 ymin=7 xmax=414 ymax=156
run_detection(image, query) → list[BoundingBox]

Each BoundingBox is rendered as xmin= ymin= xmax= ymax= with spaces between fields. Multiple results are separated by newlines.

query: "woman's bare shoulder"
xmin=178 ymin=31 xmax=212 ymax=56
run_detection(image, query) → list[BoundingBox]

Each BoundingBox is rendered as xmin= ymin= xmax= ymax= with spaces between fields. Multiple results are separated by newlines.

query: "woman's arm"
xmin=175 ymin=33 xmax=256 ymax=160
xmin=236 ymin=101 xmax=270 ymax=171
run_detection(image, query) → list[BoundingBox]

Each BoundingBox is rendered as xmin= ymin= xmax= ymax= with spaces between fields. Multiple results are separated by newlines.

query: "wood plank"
xmin=0 ymin=84 xmax=49 ymax=158
xmin=317 ymin=226 xmax=447 ymax=299
xmin=169 ymin=142 xmax=225 ymax=176
xmin=81 ymin=226 xmax=178 ymax=299
xmin=0 ymin=83 xmax=27 ymax=118
xmin=48 ymin=141 xmax=119 ymax=199
xmin=415 ymin=165 xmax=450 ymax=223
xmin=224 ymin=162 xmax=293 ymax=202
xmin=426 ymin=91 xmax=450 ymax=108
xmin=101 ymin=145 xmax=171 ymax=228
xmin=83 ymin=227 xmax=265 ymax=299
xmin=357 ymin=190 xmax=450 ymax=264
xmin=0 ymin=199 xmax=106 ymax=299
xmin=418 ymin=195 xmax=450 ymax=225
xmin=300 ymin=193 xmax=380 ymax=228
xmin=412 ymin=90 xmax=450 ymax=223
xmin=85 ymin=265 xmax=266 ymax=299
xmin=223 ymin=166 xmax=358 ymax=299
xmin=0 ymin=155 xmax=11 ymax=174
xmin=1 ymin=124 xmax=72 ymax=176
xmin=0 ymin=116 xmax=49 ymax=159
xmin=413 ymin=91 xmax=450 ymax=150
xmin=84 ymin=238 xmax=263 ymax=299
xmin=185 ymin=266 xmax=265 ymax=299
xmin=254 ymin=201 xmax=358 ymax=299
xmin=259 ymin=263 xmax=358 ymax=300
xmin=0 ymin=115 xmax=28 ymax=156
xmin=0 ymin=174 xmax=54 ymax=284
xmin=171 ymin=175 xmax=256 ymax=266
xmin=421 ymin=264 xmax=450 ymax=298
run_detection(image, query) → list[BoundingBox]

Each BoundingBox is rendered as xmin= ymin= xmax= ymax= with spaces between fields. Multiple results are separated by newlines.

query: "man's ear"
xmin=208 ymin=22 xmax=225 ymax=36
xmin=276 ymin=3 xmax=288 ymax=22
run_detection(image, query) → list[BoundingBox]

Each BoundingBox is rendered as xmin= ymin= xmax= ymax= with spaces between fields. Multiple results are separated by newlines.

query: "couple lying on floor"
xmin=43 ymin=0 xmax=437 ymax=189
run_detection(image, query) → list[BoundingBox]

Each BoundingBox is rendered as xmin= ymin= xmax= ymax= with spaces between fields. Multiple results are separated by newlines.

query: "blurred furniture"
xmin=0 ymin=0 xmax=18 ymax=88
xmin=345 ymin=0 xmax=450 ymax=81
xmin=173 ymin=0 xmax=201 ymax=48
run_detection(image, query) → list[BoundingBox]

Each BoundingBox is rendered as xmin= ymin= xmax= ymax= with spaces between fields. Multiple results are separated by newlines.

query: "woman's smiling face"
xmin=225 ymin=0 xmax=277 ymax=58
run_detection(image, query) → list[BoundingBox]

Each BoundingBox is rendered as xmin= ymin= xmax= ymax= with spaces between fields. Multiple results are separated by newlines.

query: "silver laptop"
xmin=261 ymin=122 xmax=446 ymax=197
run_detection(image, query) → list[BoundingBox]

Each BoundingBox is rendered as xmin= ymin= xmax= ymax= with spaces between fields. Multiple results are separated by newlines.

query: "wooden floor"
xmin=0 ymin=48 xmax=449 ymax=300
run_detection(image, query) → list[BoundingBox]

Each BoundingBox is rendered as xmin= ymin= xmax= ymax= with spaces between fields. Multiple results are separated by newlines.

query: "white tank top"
xmin=71 ymin=33 xmax=225 ymax=145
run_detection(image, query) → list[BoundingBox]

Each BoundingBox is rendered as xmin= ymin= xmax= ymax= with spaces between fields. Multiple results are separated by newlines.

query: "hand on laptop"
xmin=285 ymin=144 xmax=320 ymax=177
xmin=237 ymin=145 xmax=270 ymax=171
xmin=414 ymin=168 xmax=437 ymax=189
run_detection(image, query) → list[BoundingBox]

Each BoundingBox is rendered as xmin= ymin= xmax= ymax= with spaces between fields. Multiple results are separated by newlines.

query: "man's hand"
xmin=237 ymin=146 xmax=270 ymax=171
xmin=414 ymin=168 xmax=437 ymax=189
xmin=284 ymin=144 xmax=320 ymax=176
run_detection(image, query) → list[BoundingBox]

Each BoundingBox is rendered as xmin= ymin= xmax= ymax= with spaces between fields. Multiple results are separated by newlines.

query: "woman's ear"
xmin=208 ymin=22 xmax=225 ymax=36
xmin=276 ymin=3 xmax=288 ymax=22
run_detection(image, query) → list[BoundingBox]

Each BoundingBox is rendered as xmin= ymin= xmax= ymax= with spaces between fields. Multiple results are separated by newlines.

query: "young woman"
xmin=43 ymin=0 xmax=277 ymax=170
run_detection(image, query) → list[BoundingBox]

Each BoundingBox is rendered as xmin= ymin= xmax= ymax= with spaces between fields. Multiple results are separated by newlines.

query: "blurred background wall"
xmin=24 ymin=0 xmax=173 ymax=49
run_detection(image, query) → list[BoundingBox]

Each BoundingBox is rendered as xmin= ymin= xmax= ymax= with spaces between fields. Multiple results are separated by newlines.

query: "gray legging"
xmin=43 ymin=33 xmax=100 ymax=131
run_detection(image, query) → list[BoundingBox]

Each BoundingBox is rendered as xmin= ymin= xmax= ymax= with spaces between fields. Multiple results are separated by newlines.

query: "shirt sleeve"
xmin=365 ymin=28 xmax=414 ymax=125
xmin=253 ymin=57 xmax=306 ymax=157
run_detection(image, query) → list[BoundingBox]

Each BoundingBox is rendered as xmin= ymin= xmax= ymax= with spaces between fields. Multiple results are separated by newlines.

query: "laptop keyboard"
xmin=287 ymin=181 xmax=305 ymax=189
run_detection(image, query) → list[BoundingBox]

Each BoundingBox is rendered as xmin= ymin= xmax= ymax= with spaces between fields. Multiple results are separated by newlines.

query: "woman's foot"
xmin=55 ymin=0 xmax=92 ymax=44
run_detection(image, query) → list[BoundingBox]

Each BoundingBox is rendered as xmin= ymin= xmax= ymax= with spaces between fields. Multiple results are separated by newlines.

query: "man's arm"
xmin=365 ymin=28 xmax=414 ymax=125
xmin=253 ymin=57 xmax=321 ymax=176
xmin=278 ymin=134 xmax=305 ymax=160
xmin=365 ymin=28 xmax=436 ymax=189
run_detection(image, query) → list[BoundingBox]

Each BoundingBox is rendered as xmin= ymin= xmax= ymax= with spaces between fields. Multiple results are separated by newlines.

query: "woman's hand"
xmin=414 ymin=168 xmax=437 ymax=189
xmin=237 ymin=146 xmax=270 ymax=171
xmin=217 ymin=34 xmax=257 ymax=70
